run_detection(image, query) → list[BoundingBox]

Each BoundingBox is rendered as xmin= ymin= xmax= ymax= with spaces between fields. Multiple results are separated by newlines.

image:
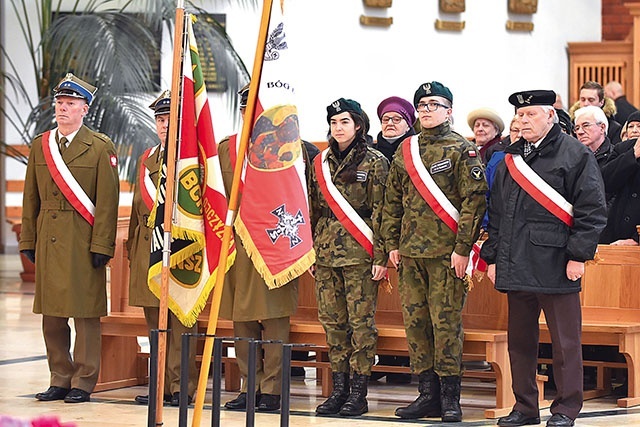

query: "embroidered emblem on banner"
xmin=430 ymin=159 xmax=452 ymax=174
xmin=356 ymin=170 xmax=368 ymax=182
xmin=265 ymin=22 xmax=287 ymax=61
xmin=266 ymin=204 xmax=305 ymax=248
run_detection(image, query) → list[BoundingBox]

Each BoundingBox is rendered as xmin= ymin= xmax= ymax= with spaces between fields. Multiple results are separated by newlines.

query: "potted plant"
xmin=1 ymin=0 xmax=253 ymax=278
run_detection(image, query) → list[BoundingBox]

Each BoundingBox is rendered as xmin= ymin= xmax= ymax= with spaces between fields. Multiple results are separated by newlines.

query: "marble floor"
xmin=2 ymin=254 xmax=640 ymax=426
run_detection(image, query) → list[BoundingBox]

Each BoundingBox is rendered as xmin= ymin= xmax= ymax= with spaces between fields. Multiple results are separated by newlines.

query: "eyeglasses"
xmin=381 ymin=116 xmax=404 ymax=124
xmin=416 ymin=102 xmax=449 ymax=112
xmin=573 ymin=122 xmax=598 ymax=133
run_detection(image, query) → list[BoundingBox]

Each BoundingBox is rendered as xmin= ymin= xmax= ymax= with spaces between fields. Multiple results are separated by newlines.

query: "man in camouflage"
xmin=381 ymin=81 xmax=487 ymax=422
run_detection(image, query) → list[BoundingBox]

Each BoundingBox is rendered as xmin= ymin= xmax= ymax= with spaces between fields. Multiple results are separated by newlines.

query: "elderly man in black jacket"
xmin=481 ymin=90 xmax=607 ymax=427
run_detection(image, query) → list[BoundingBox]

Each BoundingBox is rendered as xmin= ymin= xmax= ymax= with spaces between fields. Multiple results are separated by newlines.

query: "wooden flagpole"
xmin=155 ymin=1 xmax=186 ymax=424
xmin=190 ymin=0 xmax=274 ymax=425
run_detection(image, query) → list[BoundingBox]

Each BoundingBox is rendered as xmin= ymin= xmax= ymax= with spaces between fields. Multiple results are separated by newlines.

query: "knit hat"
xmin=377 ymin=96 xmax=416 ymax=126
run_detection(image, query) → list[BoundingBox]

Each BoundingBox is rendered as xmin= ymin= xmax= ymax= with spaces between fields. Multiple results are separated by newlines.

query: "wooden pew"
xmin=539 ymin=244 xmax=640 ymax=408
xmin=98 ymin=223 xmax=516 ymax=418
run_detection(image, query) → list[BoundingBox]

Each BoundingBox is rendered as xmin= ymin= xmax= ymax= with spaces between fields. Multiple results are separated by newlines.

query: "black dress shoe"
xmin=63 ymin=388 xmax=91 ymax=403
xmin=497 ymin=410 xmax=541 ymax=426
xmin=134 ymin=394 xmax=172 ymax=405
xmin=546 ymin=413 xmax=574 ymax=426
xmin=225 ymin=392 xmax=261 ymax=410
xmin=35 ymin=386 xmax=70 ymax=401
xmin=257 ymin=394 xmax=280 ymax=412
xmin=170 ymin=392 xmax=193 ymax=406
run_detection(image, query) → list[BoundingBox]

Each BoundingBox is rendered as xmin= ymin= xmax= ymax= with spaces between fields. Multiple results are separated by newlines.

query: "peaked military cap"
xmin=53 ymin=73 xmax=97 ymax=104
xmin=238 ymin=83 xmax=250 ymax=109
xmin=508 ymin=90 xmax=556 ymax=108
xmin=149 ymin=90 xmax=171 ymax=116
xmin=326 ymin=98 xmax=363 ymax=123
xmin=413 ymin=81 xmax=453 ymax=107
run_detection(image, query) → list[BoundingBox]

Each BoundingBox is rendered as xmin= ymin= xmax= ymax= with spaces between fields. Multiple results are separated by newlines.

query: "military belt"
xmin=40 ymin=200 xmax=74 ymax=210
xmin=320 ymin=206 xmax=372 ymax=219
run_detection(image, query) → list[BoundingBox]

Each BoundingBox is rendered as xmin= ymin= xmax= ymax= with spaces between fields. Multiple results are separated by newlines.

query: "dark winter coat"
xmin=481 ymin=124 xmax=607 ymax=294
xmin=599 ymin=137 xmax=640 ymax=243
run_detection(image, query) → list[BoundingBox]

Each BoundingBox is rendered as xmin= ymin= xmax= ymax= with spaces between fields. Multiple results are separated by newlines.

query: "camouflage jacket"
xmin=309 ymin=142 xmax=389 ymax=267
xmin=381 ymin=122 xmax=487 ymax=258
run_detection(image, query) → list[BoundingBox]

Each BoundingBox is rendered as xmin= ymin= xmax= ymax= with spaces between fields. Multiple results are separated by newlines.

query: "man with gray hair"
xmin=573 ymin=105 xmax=613 ymax=168
xmin=481 ymin=90 xmax=607 ymax=427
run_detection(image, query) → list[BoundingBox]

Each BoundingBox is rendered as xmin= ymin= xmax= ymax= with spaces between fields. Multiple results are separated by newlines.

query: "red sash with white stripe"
xmin=314 ymin=149 xmax=374 ymax=258
xmin=504 ymin=153 xmax=574 ymax=227
xmin=139 ymin=145 xmax=159 ymax=211
xmin=41 ymin=130 xmax=96 ymax=225
xmin=403 ymin=136 xmax=460 ymax=233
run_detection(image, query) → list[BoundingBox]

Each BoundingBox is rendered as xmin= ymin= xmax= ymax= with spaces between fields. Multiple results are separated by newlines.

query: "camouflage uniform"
xmin=381 ymin=122 xmax=487 ymax=376
xmin=309 ymin=142 xmax=389 ymax=375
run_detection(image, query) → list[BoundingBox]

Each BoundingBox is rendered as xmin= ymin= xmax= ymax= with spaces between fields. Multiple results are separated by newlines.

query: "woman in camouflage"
xmin=308 ymin=98 xmax=389 ymax=417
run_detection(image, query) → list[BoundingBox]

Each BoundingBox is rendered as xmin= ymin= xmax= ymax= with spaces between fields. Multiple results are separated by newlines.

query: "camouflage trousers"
xmin=315 ymin=263 xmax=378 ymax=375
xmin=398 ymin=256 xmax=467 ymax=376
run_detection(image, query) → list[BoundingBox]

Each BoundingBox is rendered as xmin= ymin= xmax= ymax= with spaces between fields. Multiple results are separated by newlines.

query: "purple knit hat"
xmin=377 ymin=96 xmax=416 ymax=126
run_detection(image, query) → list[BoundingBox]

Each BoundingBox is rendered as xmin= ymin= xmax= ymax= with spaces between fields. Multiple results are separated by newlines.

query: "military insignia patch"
xmin=110 ymin=155 xmax=118 ymax=167
xmin=430 ymin=159 xmax=452 ymax=174
xmin=468 ymin=150 xmax=477 ymax=157
xmin=471 ymin=166 xmax=484 ymax=180
xmin=356 ymin=170 xmax=368 ymax=182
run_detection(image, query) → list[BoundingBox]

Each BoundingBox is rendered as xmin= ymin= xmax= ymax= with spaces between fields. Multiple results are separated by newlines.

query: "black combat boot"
xmin=339 ymin=373 xmax=369 ymax=416
xmin=440 ymin=375 xmax=463 ymax=422
xmin=316 ymin=372 xmax=350 ymax=415
xmin=395 ymin=369 xmax=441 ymax=419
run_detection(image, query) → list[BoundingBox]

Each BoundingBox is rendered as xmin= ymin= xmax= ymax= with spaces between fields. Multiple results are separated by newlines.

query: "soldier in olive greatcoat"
xmin=20 ymin=73 xmax=120 ymax=403
xmin=219 ymin=85 xmax=299 ymax=413
xmin=381 ymin=81 xmax=487 ymax=422
xmin=127 ymin=91 xmax=197 ymax=406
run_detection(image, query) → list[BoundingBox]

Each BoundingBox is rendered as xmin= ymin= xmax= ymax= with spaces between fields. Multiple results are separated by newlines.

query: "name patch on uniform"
xmin=471 ymin=166 xmax=484 ymax=181
xmin=356 ymin=170 xmax=368 ymax=182
xmin=430 ymin=159 xmax=452 ymax=174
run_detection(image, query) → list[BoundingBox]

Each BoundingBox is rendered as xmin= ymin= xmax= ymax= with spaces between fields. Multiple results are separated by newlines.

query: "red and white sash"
xmin=403 ymin=136 xmax=486 ymax=272
xmin=41 ymin=130 xmax=95 ymax=225
xmin=403 ymin=135 xmax=460 ymax=233
xmin=314 ymin=149 xmax=374 ymax=257
xmin=504 ymin=153 xmax=574 ymax=227
xmin=139 ymin=145 xmax=159 ymax=211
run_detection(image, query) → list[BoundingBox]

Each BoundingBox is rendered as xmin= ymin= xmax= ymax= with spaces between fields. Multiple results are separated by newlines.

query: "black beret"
xmin=508 ymin=90 xmax=556 ymax=108
xmin=627 ymin=110 xmax=640 ymax=124
xmin=413 ymin=81 xmax=453 ymax=107
xmin=326 ymin=98 xmax=363 ymax=123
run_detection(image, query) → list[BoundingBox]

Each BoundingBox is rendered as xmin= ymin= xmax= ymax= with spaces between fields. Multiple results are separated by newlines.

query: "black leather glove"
xmin=91 ymin=252 xmax=112 ymax=268
xmin=21 ymin=249 xmax=35 ymax=263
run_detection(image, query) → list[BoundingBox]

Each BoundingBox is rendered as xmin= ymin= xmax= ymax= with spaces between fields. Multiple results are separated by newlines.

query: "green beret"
xmin=326 ymin=98 xmax=363 ymax=123
xmin=413 ymin=81 xmax=453 ymax=107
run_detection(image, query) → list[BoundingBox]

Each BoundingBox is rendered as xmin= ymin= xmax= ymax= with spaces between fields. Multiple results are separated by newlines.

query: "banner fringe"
xmin=234 ymin=216 xmax=315 ymax=289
